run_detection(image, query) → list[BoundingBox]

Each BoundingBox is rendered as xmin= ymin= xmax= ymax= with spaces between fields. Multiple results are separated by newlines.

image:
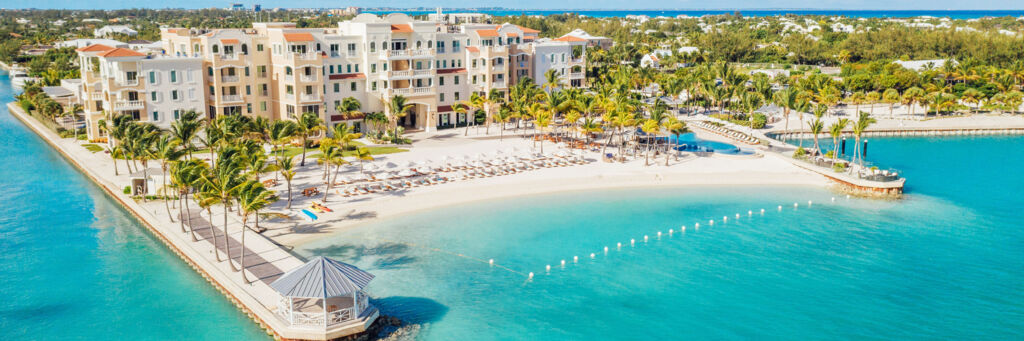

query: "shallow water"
xmin=299 ymin=134 xmax=1024 ymax=340
xmin=0 ymin=72 xmax=268 ymax=339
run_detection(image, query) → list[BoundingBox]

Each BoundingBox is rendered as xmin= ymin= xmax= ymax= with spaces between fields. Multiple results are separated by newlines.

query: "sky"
xmin=5 ymin=0 xmax=1023 ymax=10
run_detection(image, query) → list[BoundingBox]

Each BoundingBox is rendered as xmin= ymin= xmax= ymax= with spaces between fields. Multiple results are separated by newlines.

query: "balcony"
xmin=299 ymin=93 xmax=320 ymax=102
xmin=299 ymin=74 xmax=317 ymax=82
xmin=569 ymin=71 xmax=585 ymax=79
xmin=490 ymin=81 xmax=507 ymax=88
xmin=113 ymin=100 xmax=144 ymax=111
xmin=89 ymin=92 xmax=103 ymax=100
xmin=221 ymin=75 xmax=240 ymax=83
xmin=221 ymin=94 xmax=243 ymax=103
xmin=385 ymin=48 xmax=434 ymax=59
xmin=413 ymin=69 xmax=434 ymax=77
xmin=218 ymin=53 xmax=240 ymax=61
xmin=257 ymin=72 xmax=268 ymax=78
xmin=289 ymin=52 xmax=320 ymax=61
xmin=388 ymin=87 xmax=434 ymax=97
xmin=489 ymin=45 xmax=508 ymax=53
xmin=118 ymin=79 xmax=139 ymax=87
xmin=284 ymin=74 xmax=294 ymax=82
xmin=491 ymin=64 xmax=505 ymax=72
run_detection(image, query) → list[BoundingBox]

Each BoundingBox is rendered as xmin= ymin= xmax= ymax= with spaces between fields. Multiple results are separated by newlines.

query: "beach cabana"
xmin=270 ymin=256 xmax=377 ymax=330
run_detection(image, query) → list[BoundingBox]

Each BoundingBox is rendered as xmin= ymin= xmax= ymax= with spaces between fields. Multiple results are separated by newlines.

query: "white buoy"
xmin=831 ymin=197 xmax=836 ymax=202
xmin=808 ymin=200 xmax=813 ymax=206
xmin=748 ymin=210 xmax=753 ymax=216
xmin=794 ymin=203 xmax=799 ymax=208
xmin=846 ymin=195 xmax=851 ymax=199
xmin=617 ymin=242 xmax=622 ymax=248
xmin=630 ymin=239 xmax=635 ymax=245
xmin=761 ymin=208 xmax=765 ymax=214
xmin=657 ymin=231 xmax=662 ymax=237
xmin=669 ymin=229 xmax=674 ymax=235
xmin=561 ymin=260 xmax=566 ymax=267
xmin=682 ymin=226 xmax=687 ymax=231
xmin=528 ymin=272 xmax=534 ymax=279
xmin=604 ymin=246 xmax=609 ymax=253
xmin=546 ymin=265 xmax=551 ymax=272
xmin=778 ymin=205 xmax=782 ymax=211
xmin=644 ymin=235 xmax=649 ymax=242
xmin=695 ymin=223 xmax=700 ymax=229
xmin=709 ymin=220 xmax=714 ymax=225
xmin=723 ymin=216 xmax=728 ymax=222
xmin=590 ymin=253 xmax=595 ymax=259
xmin=573 ymin=256 xmax=578 ymax=263
xmin=489 ymin=259 xmax=494 ymax=266
xmin=736 ymin=213 xmax=741 ymax=219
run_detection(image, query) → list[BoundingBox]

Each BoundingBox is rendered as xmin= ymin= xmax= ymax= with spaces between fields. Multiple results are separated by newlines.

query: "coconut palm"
xmin=543 ymin=69 xmax=562 ymax=93
xmin=851 ymin=111 xmax=876 ymax=167
xmin=199 ymin=157 xmax=243 ymax=268
xmin=354 ymin=147 xmax=374 ymax=173
xmin=296 ymin=111 xmax=324 ymax=166
xmin=332 ymin=122 xmax=361 ymax=153
xmin=961 ymin=88 xmax=985 ymax=115
xmin=171 ymin=160 xmax=204 ymax=241
xmin=386 ymin=94 xmax=413 ymax=130
xmin=335 ymin=97 xmax=362 ymax=121
xmin=267 ymin=120 xmax=298 ymax=161
xmin=492 ymin=106 xmax=513 ymax=141
xmin=235 ymin=180 xmax=276 ymax=283
xmin=277 ymin=156 xmax=297 ymax=209
xmin=828 ymin=119 xmax=850 ymax=163
xmin=741 ymin=91 xmax=763 ymax=130
xmin=533 ymin=108 xmax=553 ymax=154
xmin=640 ymin=119 xmax=660 ymax=166
xmin=773 ymin=88 xmax=798 ymax=133
xmin=320 ymin=145 xmax=348 ymax=202
xmin=170 ymin=110 xmax=202 ymax=159
xmin=663 ymin=117 xmax=687 ymax=165
xmin=882 ymin=89 xmax=900 ymax=119
xmin=154 ymin=135 xmax=184 ymax=221
xmin=903 ymin=87 xmax=925 ymax=117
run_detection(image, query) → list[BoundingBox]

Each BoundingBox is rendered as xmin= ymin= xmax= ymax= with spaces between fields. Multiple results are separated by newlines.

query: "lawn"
xmin=193 ymin=141 xmax=407 ymax=160
xmin=81 ymin=143 xmax=103 ymax=153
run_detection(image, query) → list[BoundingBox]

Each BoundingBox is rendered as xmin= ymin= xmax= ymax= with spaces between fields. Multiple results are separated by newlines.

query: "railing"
xmin=257 ymin=72 xmax=268 ymax=78
xmin=389 ymin=87 xmax=411 ymax=96
xmin=300 ymin=93 xmax=319 ymax=102
xmin=290 ymin=52 xmax=319 ymax=61
xmin=413 ymin=69 xmax=434 ymax=77
xmin=386 ymin=48 xmax=434 ymax=58
xmin=284 ymin=93 xmax=295 ymax=100
xmin=388 ymin=87 xmax=434 ymax=96
xmin=89 ymin=92 xmax=103 ymax=100
xmin=299 ymin=74 xmax=316 ymax=82
xmin=327 ymin=308 xmax=354 ymax=325
xmin=389 ymin=70 xmax=412 ymax=78
xmin=412 ymin=87 xmax=434 ymax=95
xmin=221 ymin=94 xmax=242 ymax=102
xmin=489 ymin=45 xmax=508 ymax=53
xmin=283 ymin=74 xmax=294 ymax=82
xmin=569 ymin=71 xmax=585 ymax=78
xmin=113 ymin=100 xmax=143 ymax=110
xmin=221 ymin=75 xmax=239 ymax=82
xmin=276 ymin=296 xmax=369 ymax=329
xmin=118 ymin=79 xmax=139 ymax=87
xmin=490 ymin=81 xmax=507 ymax=88
xmin=219 ymin=53 xmax=239 ymax=61
xmin=491 ymin=64 xmax=505 ymax=72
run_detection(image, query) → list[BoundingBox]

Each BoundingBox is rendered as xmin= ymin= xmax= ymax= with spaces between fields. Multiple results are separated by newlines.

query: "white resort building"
xmin=74 ymin=13 xmax=591 ymax=140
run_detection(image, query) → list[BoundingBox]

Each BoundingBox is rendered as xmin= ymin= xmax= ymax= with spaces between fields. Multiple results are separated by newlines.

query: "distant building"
xmin=428 ymin=9 xmax=490 ymax=25
xmin=558 ymin=29 xmax=612 ymax=50
xmin=94 ymin=25 xmax=138 ymax=38
xmin=230 ymin=3 xmax=245 ymax=11
xmin=893 ymin=59 xmax=957 ymax=71
xmin=640 ymin=49 xmax=674 ymax=68
xmin=253 ymin=4 xmax=261 ymax=12
xmin=57 ymin=38 xmax=128 ymax=49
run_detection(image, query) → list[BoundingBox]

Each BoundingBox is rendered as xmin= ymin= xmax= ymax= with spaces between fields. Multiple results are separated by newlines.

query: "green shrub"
xmin=833 ymin=163 xmax=847 ymax=172
xmin=793 ymin=147 xmax=807 ymax=158
xmin=123 ymin=186 xmax=131 ymax=194
xmin=824 ymin=150 xmax=835 ymax=158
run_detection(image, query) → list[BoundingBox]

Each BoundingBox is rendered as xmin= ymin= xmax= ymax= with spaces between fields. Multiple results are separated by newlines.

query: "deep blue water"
xmin=368 ymin=9 xmax=1024 ymax=19
xmin=0 ymin=73 xmax=268 ymax=339
xmin=299 ymin=134 xmax=1024 ymax=339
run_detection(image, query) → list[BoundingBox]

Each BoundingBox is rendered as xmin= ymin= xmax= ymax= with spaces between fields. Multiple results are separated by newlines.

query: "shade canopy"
xmin=269 ymin=256 xmax=374 ymax=298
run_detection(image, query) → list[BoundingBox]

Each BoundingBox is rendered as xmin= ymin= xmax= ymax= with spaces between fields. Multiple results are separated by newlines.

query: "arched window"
xmin=212 ymin=45 xmax=219 ymax=53
xmin=241 ymin=44 xmax=248 ymax=54
xmin=416 ymin=41 xmax=422 ymax=49
xmin=427 ymin=40 xmax=433 ymax=48
xmin=285 ymin=66 xmax=293 ymax=75
xmin=382 ymin=41 xmax=388 ymax=50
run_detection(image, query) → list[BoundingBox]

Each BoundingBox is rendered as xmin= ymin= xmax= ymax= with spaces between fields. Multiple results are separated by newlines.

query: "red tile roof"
xmin=283 ymin=32 xmax=314 ymax=42
xmin=98 ymin=48 xmax=146 ymax=58
xmin=220 ymin=38 xmax=239 ymax=44
xmin=465 ymin=46 xmax=479 ymax=53
xmin=517 ymin=25 xmax=540 ymax=33
xmin=554 ymin=35 xmax=586 ymax=42
xmin=76 ymin=44 xmax=115 ymax=52
xmin=390 ymin=24 xmax=413 ymax=33
xmin=328 ymin=73 xmax=366 ymax=80
xmin=476 ymin=29 xmax=499 ymax=37
xmin=436 ymin=68 xmax=467 ymax=74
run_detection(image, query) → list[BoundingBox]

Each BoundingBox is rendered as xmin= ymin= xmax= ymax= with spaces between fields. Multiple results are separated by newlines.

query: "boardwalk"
xmin=179 ymin=209 xmax=284 ymax=283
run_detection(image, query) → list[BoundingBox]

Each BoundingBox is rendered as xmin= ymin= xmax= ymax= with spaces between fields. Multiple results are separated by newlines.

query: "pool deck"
xmin=7 ymin=103 xmax=377 ymax=340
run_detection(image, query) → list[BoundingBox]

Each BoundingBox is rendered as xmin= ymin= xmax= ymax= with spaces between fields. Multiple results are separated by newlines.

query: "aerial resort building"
xmin=74 ymin=13 xmax=593 ymax=140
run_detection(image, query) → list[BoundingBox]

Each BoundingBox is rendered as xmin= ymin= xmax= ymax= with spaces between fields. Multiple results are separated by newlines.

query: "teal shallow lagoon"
xmin=0 ymin=72 xmax=267 ymax=339
xmin=299 ymin=135 xmax=1024 ymax=339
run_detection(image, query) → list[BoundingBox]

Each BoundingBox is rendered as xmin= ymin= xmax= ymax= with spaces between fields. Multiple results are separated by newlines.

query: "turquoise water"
xmin=665 ymin=132 xmax=749 ymax=154
xmin=299 ymin=134 xmax=1024 ymax=339
xmin=0 ymin=73 xmax=268 ymax=339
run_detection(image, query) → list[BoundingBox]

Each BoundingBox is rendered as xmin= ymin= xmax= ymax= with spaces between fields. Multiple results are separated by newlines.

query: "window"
xmin=171 ymin=90 xmax=179 ymax=100
xmin=436 ymin=41 xmax=445 ymax=54
xmin=334 ymin=100 xmax=340 ymax=110
xmin=189 ymin=89 xmax=195 ymax=99
xmin=439 ymin=93 xmax=444 ymax=102
xmin=347 ymin=43 xmax=356 ymax=56
xmin=333 ymin=83 xmax=340 ymax=93
xmin=173 ymin=110 xmax=180 ymax=119
xmin=355 ymin=64 xmax=359 ymax=72
xmin=150 ymin=91 xmax=157 ymax=101
xmin=207 ymin=67 xmax=213 ymax=77
xmin=346 ymin=64 xmax=351 ymax=73
xmin=241 ymin=44 xmax=248 ymax=54
xmin=372 ymin=82 xmax=377 ymax=91
xmin=246 ymin=85 xmax=251 ymax=95
xmin=472 ymin=60 xmax=477 ymax=68
xmin=170 ymin=70 xmax=177 ymax=82
xmin=439 ymin=77 xmax=445 ymax=86
xmin=454 ymin=92 xmax=460 ymax=101
xmin=286 ymin=85 xmax=294 ymax=95
xmin=329 ymin=65 xmax=334 ymax=74
xmin=257 ymin=44 xmax=264 ymax=52
xmin=472 ymin=75 xmax=477 ymax=84
xmin=350 ymin=82 xmax=356 ymax=91
xmin=261 ymin=101 xmax=267 ymax=111
xmin=212 ymin=45 xmax=219 ymax=53
xmin=453 ymin=40 xmax=460 ymax=52
xmin=370 ymin=64 xmax=376 ymax=73
xmin=244 ymin=67 xmax=250 ymax=77
xmin=382 ymin=63 xmax=386 ymax=71
xmin=370 ymin=42 xmax=376 ymax=52
xmin=454 ymin=76 xmax=460 ymax=85
xmin=152 ymin=111 xmax=159 ymax=121
xmin=330 ymin=44 xmax=339 ymax=56
xmin=149 ymin=71 xmax=156 ymax=84
xmin=305 ymin=85 xmax=313 ymax=95
xmin=285 ymin=67 xmax=293 ymax=75
xmin=246 ymin=103 xmax=252 ymax=114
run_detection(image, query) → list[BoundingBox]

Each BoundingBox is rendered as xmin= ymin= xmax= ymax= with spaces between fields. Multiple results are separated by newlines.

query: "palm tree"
xmin=828 ymin=119 xmax=850 ymax=163
xmin=640 ymin=119 xmax=660 ymax=166
xmin=170 ymin=110 xmax=202 ymax=159
xmin=865 ymin=91 xmax=881 ymax=116
xmin=484 ymin=88 xmax=503 ymax=135
xmin=882 ymin=89 xmax=900 ymax=119
xmin=235 ymin=180 xmax=275 ymax=283
xmin=296 ymin=111 xmax=324 ymax=166
xmin=773 ymin=89 xmax=798 ymax=133
xmin=154 ymin=135 xmax=184 ymax=222
xmin=903 ymin=87 xmax=925 ymax=117
xmin=171 ymin=160 xmax=204 ymax=241
xmin=961 ymin=88 xmax=984 ymax=115
xmin=809 ymin=118 xmax=824 ymax=154
xmin=62 ymin=103 xmax=83 ymax=141
xmin=320 ymin=145 xmax=347 ymax=202
xmin=335 ymin=97 xmax=362 ymax=121
xmin=533 ymin=109 xmax=553 ymax=154
xmin=741 ymin=91 xmax=763 ymax=130
xmin=386 ymin=95 xmax=413 ymax=130
xmin=851 ymin=111 xmax=877 ymax=167
xmin=267 ymin=120 xmax=298 ymax=161
xmin=354 ymin=147 xmax=374 ymax=173
xmin=277 ymin=156 xmax=297 ymax=209
xmin=543 ymin=69 xmax=562 ymax=93
xmin=492 ymin=106 xmax=513 ymax=141
xmin=663 ymin=117 xmax=686 ymax=165
xmin=199 ymin=158 xmax=243 ymax=268
xmin=332 ymin=122 xmax=361 ymax=153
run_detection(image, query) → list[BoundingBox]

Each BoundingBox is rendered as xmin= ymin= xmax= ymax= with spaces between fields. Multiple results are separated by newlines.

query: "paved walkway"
xmin=180 ymin=209 xmax=284 ymax=283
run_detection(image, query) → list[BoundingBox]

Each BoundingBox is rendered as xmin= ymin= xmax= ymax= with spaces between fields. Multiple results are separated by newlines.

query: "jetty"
xmin=7 ymin=102 xmax=379 ymax=340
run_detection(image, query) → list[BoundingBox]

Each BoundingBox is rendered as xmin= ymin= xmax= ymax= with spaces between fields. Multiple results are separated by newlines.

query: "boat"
xmin=299 ymin=209 xmax=318 ymax=222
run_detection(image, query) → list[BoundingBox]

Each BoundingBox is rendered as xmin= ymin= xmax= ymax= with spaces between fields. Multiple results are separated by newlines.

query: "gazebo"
xmin=270 ymin=256 xmax=376 ymax=329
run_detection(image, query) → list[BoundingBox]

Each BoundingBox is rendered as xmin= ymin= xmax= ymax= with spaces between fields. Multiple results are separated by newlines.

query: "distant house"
xmin=559 ymin=29 xmax=613 ymax=49
xmin=750 ymin=69 xmax=790 ymax=78
xmin=640 ymin=49 xmax=674 ymax=68
xmin=94 ymin=25 xmax=138 ymax=37
xmin=56 ymin=38 xmax=128 ymax=49
xmin=893 ymin=59 xmax=957 ymax=71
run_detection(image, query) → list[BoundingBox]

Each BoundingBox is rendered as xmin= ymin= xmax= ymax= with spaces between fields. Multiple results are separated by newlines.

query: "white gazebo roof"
xmin=269 ymin=256 xmax=374 ymax=298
